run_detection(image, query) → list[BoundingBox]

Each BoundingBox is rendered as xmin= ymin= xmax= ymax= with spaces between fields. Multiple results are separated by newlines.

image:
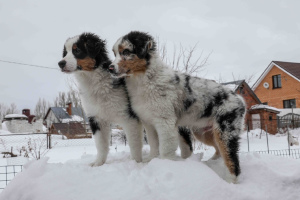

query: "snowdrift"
xmin=1 ymin=151 xmax=300 ymax=200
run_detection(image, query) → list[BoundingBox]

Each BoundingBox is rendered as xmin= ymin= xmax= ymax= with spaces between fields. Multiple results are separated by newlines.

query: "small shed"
xmin=50 ymin=122 xmax=91 ymax=139
xmin=248 ymin=104 xmax=281 ymax=134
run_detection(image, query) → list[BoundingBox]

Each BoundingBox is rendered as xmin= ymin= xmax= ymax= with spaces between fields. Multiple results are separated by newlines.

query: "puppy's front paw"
xmin=89 ymin=159 xmax=105 ymax=167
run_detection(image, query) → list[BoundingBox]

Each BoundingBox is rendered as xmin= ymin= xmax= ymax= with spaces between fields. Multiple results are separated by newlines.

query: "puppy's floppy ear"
xmin=146 ymin=40 xmax=154 ymax=51
xmin=135 ymin=39 xmax=155 ymax=59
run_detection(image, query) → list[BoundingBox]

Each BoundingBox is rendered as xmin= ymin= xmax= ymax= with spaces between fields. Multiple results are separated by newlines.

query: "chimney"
xmin=66 ymin=102 xmax=72 ymax=116
xmin=22 ymin=109 xmax=30 ymax=117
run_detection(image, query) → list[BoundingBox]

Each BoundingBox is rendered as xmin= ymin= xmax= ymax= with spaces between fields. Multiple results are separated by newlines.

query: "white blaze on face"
xmin=111 ymin=37 xmax=123 ymax=73
xmin=62 ymin=35 xmax=79 ymax=72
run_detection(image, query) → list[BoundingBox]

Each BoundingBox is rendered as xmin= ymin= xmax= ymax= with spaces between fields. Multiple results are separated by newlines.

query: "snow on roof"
xmin=250 ymin=104 xmax=281 ymax=113
xmin=61 ymin=115 xmax=84 ymax=123
xmin=4 ymin=114 xmax=28 ymax=119
xmin=223 ymin=84 xmax=239 ymax=91
xmin=221 ymin=80 xmax=244 ymax=92
xmin=277 ymin=108 xmax=300 ymax=117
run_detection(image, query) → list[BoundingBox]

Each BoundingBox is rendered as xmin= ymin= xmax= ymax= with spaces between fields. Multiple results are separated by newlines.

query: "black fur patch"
xmin=175 ymin=74 xmax=180 ymax=84
xmin=123 ymin=31 xmax=156 ymax=62
xmin=185 ymin=75 xmax=192 ymax=94
xmin=227 ymin=135 xmax=241 ymax=176
xmin=74 ymin=32 xmax=110 ymax=68
xmin=178 ymin=127 xmax=193 ymax=151
xmin=112 ymin=77 xmax=126 ymax=89
xmin=63 ymin=46 xmax=67 ymax=57
xmin=217 ymin=108 xmax=238 ymax=132
xmin=89 ymin=117 xmax=100 ymax=135
xmin=170 ymin=74 xmax=180 ymax=84
xmin=202 ymin=101 xmax=214 ymax=118
xmin=202 ymin=90 xmax=229 ymax=118
xmin=183 ymin=98 xmax=196 ymax=111
xmin=112 ymin=78 xmax=139 ymax=120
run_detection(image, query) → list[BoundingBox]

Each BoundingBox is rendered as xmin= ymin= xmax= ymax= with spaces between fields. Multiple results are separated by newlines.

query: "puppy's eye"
xmin=122 ymin=49 xmax=130 ymax=56
xmin=74 ymin=48 xmax=81 ymax=54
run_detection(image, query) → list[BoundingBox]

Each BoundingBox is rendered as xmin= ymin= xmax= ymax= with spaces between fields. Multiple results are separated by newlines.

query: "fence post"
xmin=265 ymin=125 xmax=269 ymax=154
xmin=47 ymin=133 xmax=49 ymax=149
xmin=247 ymin=120 xmax=250 ymax=152
xmin=49 ymin=134 xmax=52 ymax=149
xmin=287 ymin=129 xmax=291 ymax=156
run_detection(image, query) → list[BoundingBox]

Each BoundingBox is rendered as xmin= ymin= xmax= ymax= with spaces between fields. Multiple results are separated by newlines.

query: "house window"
xmin=269 ymin=115 xmax=272 ymax=121
xmin=283 ymin=99 xmax=296 ymax=108
xmin=272 ymin=75 xmax=281 ymax=89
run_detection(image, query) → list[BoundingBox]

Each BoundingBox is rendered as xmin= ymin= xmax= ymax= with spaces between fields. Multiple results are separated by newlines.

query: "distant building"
xmin=50 ymin=122 xmax=90 ymax=139
xmin=21 ymin=109 xmax=36 ymax=123
xmin=253 ymin=61 xmax=300 ymax=109
xmin=44 ymin=102 xmax=91 ymax=138
xmin=3 ymin=110 xmax=43 ymax=133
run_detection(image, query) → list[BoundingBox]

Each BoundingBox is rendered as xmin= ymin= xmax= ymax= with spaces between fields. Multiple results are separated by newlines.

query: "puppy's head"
xmin=58 ymin=33 xmax=109 ymax=73
xmin=109 ymin=31 xmax=156 ymax=77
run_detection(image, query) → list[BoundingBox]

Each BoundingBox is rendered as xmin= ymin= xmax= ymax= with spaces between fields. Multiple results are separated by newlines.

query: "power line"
xmin=0 ymin=59 xmax=59 ymax=70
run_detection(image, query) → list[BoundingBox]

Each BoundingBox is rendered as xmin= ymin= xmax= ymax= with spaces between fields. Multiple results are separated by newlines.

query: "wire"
xmin=0 ymin=59 xmax=59 ymax=70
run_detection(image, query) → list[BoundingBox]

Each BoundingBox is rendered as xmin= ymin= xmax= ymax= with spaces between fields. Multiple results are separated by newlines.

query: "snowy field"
xmin=0 ymin=129 xmax=300 ymax=200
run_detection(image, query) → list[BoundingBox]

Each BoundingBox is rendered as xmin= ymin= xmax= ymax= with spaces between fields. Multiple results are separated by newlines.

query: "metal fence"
xmin=0 ymin=165 xmax=23 ymax=190
xmin=256 ymin=149 xmax=300 ymax=159
xmin=245 ymin=119 xmax=300 ymax=152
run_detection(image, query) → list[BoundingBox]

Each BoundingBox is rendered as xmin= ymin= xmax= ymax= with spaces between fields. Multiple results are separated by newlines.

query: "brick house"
xmin=44 ymin=102 xmax=91 ymax=137
xmin=50 ymin=122 xmax=90 ymax=139
xmin=252 ymin=61 xmax=300 ymax=109
xmin=222 ymin=80 xmax=280 ymax=134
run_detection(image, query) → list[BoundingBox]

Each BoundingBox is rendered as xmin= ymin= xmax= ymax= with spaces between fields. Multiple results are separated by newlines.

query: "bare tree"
xmin=6 ymin=103 xmax=18 ymax=115
xmin=0 ymin=103 xmax=8 ymax=121
xmin=35 ymin=98 xmax=42 ymax=119
xmin=34 ymin=98 xmax=51 ymax=119
xmin=157 ymin=39 xmax=211 ymax=76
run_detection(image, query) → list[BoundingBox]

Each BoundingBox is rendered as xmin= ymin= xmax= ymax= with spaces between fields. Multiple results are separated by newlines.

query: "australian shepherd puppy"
xmin=58 ymin=33 xmax=193 ymax=166
xmin=109 ymin=31 xmax=246 ymax=183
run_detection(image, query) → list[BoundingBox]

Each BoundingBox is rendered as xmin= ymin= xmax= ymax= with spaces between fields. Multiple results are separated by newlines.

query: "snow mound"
xmin=1 ymin=152 xmax=300 ymax=200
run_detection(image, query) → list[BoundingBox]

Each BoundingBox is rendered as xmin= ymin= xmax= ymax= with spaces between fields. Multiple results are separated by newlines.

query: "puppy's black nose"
xmin=58 ymin=60 xmax=66 ymax=69
xmin=108 ymin=65 xmax=115 ymax=74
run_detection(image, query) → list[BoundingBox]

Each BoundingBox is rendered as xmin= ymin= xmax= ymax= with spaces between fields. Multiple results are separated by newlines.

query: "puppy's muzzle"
xmin=58 ymin=60 xmax=66 ymax=69
xmin=108 ymin=64 xmax=117 ymax=74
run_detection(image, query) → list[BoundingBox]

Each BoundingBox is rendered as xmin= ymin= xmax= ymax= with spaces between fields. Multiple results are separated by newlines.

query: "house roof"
xmin=250 ymin=104 xmax=281 ymax=114
xmin=222 ymin=79 xmax=261 ymax=104
xmin=51 ymin=122 xmax=86 ymax=135
xmin=222 ymin=80 xmax=244 ymax=91
xmin=44 ymin=107 xmax=88 ymax=123
xmin=252 ymin=61 xmax=300 ymax=90
xmin=273 ymin=61 xmax=300 ymax=80
xmin=4 ymin=114 xmax=28 ymax=119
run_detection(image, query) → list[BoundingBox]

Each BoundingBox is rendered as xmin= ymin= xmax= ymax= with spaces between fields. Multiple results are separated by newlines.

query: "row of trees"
xmin=0 ymin=103 xmax=18 ymax=121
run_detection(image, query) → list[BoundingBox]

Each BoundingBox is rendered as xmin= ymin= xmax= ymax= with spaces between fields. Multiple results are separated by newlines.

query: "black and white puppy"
xmin=58 ymin=33 xmax=193 ymax=166
xmin=109 ymin=31 xmax=246 ymax=183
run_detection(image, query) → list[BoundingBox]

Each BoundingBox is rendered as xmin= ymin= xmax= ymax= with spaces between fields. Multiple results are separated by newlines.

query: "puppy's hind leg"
xmin=178 ymin=126 xmax=193 ymax=159
xmin=123 ymin=120 xmax=143 ymax=163
xmin=89 ymin=118 xmax=111 ymax=167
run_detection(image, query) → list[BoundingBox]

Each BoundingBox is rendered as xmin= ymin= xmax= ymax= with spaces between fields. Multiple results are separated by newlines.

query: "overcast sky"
xmin=0 ymin=0 xmax=299 ymax=113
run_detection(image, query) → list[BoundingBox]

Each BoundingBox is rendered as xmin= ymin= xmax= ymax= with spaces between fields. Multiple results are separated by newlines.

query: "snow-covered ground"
xmin=0 ymin=128 xmax=300 ymax=200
